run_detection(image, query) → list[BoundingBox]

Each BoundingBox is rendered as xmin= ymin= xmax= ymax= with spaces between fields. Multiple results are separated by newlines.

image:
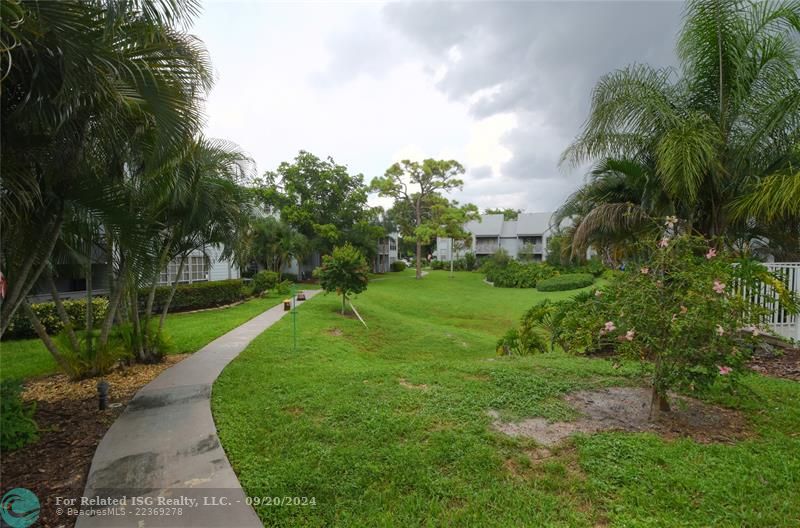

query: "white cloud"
xmin=192 ymin=0 xmax=682 ymax=215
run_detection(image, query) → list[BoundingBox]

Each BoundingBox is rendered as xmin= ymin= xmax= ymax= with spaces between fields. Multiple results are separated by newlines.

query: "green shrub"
xmin=431 ymin=258 xmax=471 ymax=272
xmin=146 ymin=279 xmax=246 ymax=313
xmin=252 ymin=271 xmax=279 ymax=294
xmin=52 ymin=324 xmax=139 ymax=379
xmin=5 ymin=297 xmax=110 ymax=340
xmin=548 ymin=232 xmax=796 ymax=413
xmin=1 ymin=381 xmax=38 ymax=451
xmin=536 ymin=273 xmax=594 ymax=292
xmin=390 ymin=260 xmax=407 ymax=272
xmin=276 ymin=280 xmax=293 ymax=295
xmin=464 ymin=252 xmax=476 ymax=271
xmin=485 ymin=260 xmax=558 ymax=288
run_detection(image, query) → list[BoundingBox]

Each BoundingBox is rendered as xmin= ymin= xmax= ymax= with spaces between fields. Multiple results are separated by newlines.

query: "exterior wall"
xmin=373 ymin=234 xmax=399 ymax=273
xmin=499 ymin=238 xmax=518 ymax=259
xmin=159 ymin=244 xmax=239 ymax=285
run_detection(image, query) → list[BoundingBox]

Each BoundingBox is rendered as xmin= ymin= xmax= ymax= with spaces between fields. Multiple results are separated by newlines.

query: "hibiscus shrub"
xmin=549 ymin=233 xmax=794 ymax=415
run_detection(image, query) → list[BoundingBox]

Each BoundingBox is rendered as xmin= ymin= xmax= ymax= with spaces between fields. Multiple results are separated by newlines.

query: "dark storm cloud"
xmin=383 ymin=1 xmax=684 ymax=185
xmin=316 ymin=1 xmax=685 ymax=210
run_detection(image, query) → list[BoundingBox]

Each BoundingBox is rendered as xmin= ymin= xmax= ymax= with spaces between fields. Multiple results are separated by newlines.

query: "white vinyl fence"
xmin=755 ymin=263 xmax=800 ymax=341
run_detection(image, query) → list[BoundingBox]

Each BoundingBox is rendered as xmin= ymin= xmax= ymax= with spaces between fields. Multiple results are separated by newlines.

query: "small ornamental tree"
xmin=315 ymin=244 xmax=369 ymax=315
xmin=555 ymin=223 xmax=797 ymax=418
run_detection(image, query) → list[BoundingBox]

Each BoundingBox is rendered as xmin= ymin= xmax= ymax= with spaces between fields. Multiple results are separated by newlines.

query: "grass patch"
xmin=213 ymin=270 xmax=800 ymax=526
xmin=0 ymin=294 xmax=283 ymax=381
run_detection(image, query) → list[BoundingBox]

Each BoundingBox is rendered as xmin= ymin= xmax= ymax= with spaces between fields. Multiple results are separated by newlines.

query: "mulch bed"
xmin=1 ymin=355 xmax=187 ymax=528
xmin=749 ymin=345 xmax=800 ymax=381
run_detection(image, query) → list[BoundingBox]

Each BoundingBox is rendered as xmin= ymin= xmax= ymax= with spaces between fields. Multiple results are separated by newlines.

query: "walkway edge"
xmin=76 ymin=290 xmax=319 ymax=528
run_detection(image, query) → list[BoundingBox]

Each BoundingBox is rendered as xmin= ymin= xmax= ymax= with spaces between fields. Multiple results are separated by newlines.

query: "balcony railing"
xmin=475 ymin=241 xmax=499 ymax=254
xmin=518 ymin=243 xmax=544 ymax=254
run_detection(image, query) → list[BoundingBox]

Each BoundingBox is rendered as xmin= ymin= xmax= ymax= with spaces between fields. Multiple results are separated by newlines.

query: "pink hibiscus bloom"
xmin=706 ymin=248 xmax=717 ymax=259
xmin=640 ymin=267 xmax=650 ymax=275
xmin=713 ymin=280 xmax=726 ymax=294
xmin=717 ymin=365 xmax=733 ymax=376
xmin=604 ymin=321 xmax=616 ymax=332
xmin=625 ymin=330 xmax=635 ymax=341
xmin=659 ymin=238 xmax=670 ymax=248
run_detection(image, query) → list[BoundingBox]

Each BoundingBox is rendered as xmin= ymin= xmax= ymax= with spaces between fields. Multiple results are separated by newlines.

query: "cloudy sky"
xmin=193 ymin=1 xmax=684 ymax=213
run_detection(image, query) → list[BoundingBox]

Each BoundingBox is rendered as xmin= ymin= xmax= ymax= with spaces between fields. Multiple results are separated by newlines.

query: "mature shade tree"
xmin=260 ymin=151 xmax=371 ymax=254
xmin=560 ymin=0 xmax=800 ymax=255
xmin=314 ymin=244 xmax=369 ymax=315
xmin=371 ymin=159 xmax=466 ymax=279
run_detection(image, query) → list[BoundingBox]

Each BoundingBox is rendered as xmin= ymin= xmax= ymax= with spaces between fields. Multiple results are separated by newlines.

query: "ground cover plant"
xmin=213 ymin=270 xmax=800 ymax=527
xmin=0 ymin=294 xmax=284 ymax=381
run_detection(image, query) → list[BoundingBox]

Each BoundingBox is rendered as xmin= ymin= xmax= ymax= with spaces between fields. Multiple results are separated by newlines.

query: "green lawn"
xmin=213 ymin=270 xmax=800 ymax=527
xmin=0 ymin=294 xmax=283 ymax=381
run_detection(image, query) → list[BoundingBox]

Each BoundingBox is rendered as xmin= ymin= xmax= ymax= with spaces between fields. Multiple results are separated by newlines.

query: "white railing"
xmin=744 ymin=263 xmax=800 ymax=341
xmin=475 ymin=240 xmax=499 ymax=254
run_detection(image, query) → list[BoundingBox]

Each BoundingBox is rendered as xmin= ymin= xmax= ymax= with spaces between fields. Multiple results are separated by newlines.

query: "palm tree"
xmin=554 ymin=158 xmax=674 ymax=263
xmin=1 ymin=0 xmax=211 ymax=337
xmin=561 ymin=0 xmax=799 ymax=248
xmin=244 ymin=217 xmax=309 ymax=277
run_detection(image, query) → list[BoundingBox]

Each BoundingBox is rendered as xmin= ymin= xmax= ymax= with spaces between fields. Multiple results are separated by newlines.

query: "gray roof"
xmin=462 ymin=212 xmax=555 ymax=237
xmin=466 ymin=214 xmax=504 ymax=236
xmin=516 ymin=212 xmax=554 ymax=235
xmin=500 ymin=219 xmax=518 ymax=238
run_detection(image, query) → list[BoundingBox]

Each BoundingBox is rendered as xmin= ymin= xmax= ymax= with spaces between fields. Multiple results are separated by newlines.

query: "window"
xmin=191 ymin=255 xmax=206 ymax=281
xmin=159 ymin=254 xmax=208 ymax=284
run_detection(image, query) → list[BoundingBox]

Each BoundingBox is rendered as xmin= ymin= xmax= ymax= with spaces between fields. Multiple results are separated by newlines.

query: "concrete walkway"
xmin=76 ymin=291 xmax=319 ymax=528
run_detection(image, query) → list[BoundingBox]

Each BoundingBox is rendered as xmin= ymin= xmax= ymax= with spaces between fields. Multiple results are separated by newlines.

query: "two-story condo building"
xmin=436 ymin=212 xmax=556 ymax=262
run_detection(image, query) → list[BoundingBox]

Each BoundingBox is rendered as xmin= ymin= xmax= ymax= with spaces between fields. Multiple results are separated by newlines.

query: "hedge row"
xmin=4 ymin=297 xmax=110 ymax=340
xmin=536 ymin=273 xmax=595 ymax=292
xmin=390 ymin=261 xmax=407 ymax=272
xmin=144 ymin=279 xmax=246 ymax=313
xmin=5 ymin=280 xmax=247 ymax=340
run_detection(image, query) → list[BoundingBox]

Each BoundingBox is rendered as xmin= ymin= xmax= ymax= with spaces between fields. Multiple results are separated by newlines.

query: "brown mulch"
xmin=0 ymin=355 xmax=187 ymax=528
xmin=490 ymin=387 xmax=750 ymax=447
xmin=749 ymin=346 xmax=800 ymax=381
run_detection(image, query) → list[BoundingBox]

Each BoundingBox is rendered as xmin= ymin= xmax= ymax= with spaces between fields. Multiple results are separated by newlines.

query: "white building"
xmin=436 ymin=212 xmax=557 ymax=262
xmin=159 ymin=244 xmax=240 ymax=285
xmin=373 ymin=233 xmax=399 ymax=273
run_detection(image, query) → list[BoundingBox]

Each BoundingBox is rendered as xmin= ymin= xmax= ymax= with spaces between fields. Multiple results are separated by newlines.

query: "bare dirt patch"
xmin=399 ymin=378 xmax=428 ymax=390
xmin=327 ymin=327 xmax=343 ymax=337
xmin=490 ymin=387 xmax=749 ymax=446
xmin=1 ymin=355 xmax=187 ymax=528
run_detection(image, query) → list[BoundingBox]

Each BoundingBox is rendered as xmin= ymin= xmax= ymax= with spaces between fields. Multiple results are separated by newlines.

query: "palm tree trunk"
xmin=45 ymin=269 xmax=80 ymax=353
xmin=1 ymin=215 xmax=64 ymax=337
xmin=158 ymin=254 xmax=187 ymax=333
xmin=85 ymin=247 xmax=94 ymax=359
xmin=129 ymin=287 xmax=144 ymax=361
xmin=145 ymin=235 xmax=175 ymax=319
xmin=98 ymin=257 xmax=127 ymax=348
xmin=21 ymin=300 xmax=73 ymax=378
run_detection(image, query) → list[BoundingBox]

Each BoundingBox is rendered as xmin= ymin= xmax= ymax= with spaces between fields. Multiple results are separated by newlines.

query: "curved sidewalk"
xmin=76 ymin=291 xmax=319 ymax=528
